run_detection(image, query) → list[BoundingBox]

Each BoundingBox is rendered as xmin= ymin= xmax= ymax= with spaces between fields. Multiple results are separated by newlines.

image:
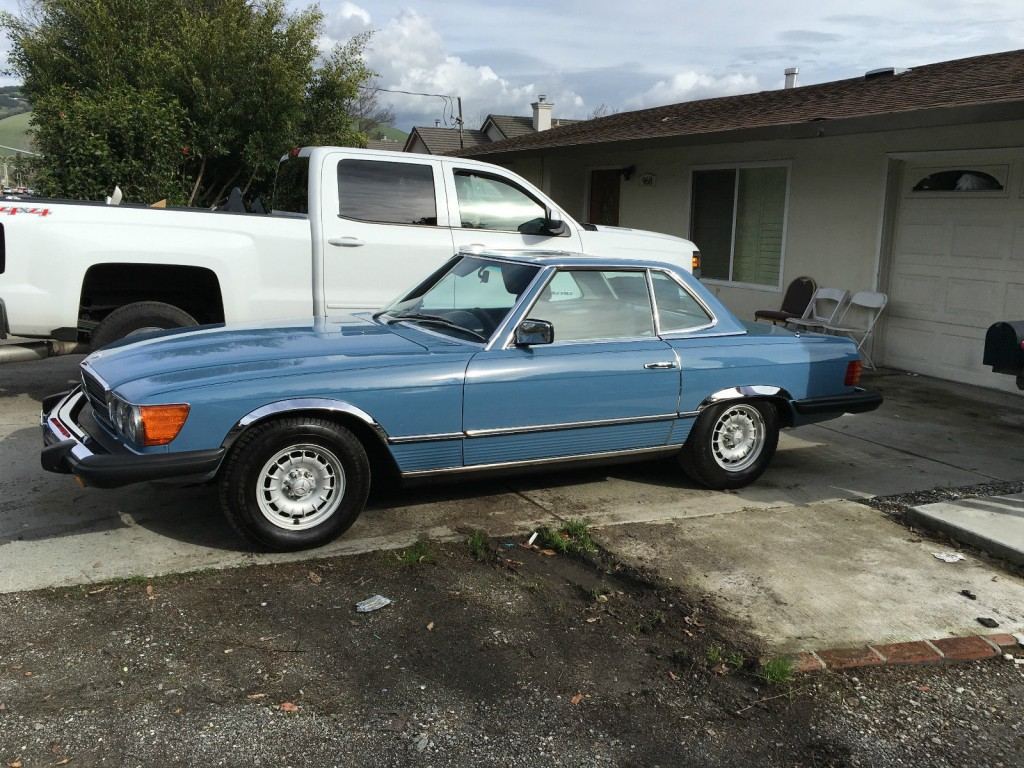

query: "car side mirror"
xmin=544 ymin=208 xmax=567 ymax=236
xmin=514 ymin=319 xmax=554 ymax=346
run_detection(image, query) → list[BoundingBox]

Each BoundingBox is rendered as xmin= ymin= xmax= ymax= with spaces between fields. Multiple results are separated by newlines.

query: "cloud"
xmin=627 ymin=71 xmax=760 ymax=109
xmin=358 ymin=9 xmax=585 ymax=130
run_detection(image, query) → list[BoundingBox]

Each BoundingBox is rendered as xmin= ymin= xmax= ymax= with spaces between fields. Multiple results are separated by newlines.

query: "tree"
xmin=588 ymin=103 xmax=618 ymax=119
xmin=1 ymin=0 xmax=375 ymax=205
xmin=351 ymin=80 xmax=397 ymax=139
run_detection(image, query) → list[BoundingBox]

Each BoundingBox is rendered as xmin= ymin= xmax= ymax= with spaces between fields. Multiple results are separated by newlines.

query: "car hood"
xmin=578 ymin=225 xmax=696 ymax=272
xmin=82 ymin=314 xmax=464 ymax=397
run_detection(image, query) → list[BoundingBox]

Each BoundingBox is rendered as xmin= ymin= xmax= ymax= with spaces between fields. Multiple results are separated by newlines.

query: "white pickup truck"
xmin=0 ymin=146 xmax=699 ymax=354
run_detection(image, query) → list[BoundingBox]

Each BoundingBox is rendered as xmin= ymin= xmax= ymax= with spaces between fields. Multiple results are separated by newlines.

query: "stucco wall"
xmin=496 ymin=118 xmax=1024 ymax=322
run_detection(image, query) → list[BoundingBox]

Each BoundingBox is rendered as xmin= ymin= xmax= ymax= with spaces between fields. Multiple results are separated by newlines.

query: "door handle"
xmin=643 ymin=361 xmax=678 ymax=370
xmin=328 ymin=236 xmax=364 ymax=247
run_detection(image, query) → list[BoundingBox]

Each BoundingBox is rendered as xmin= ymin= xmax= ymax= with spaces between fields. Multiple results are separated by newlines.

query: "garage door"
xmin=881 ymin=153 xmax=1024 ymax=392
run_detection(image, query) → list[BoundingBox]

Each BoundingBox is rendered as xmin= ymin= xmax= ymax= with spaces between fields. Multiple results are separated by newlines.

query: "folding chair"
xmin=785 ymin=287 xmax=849 ymax=332
xmin=754 ymin=276 xmax=817 ymax=325
xmin=822 ymin=291 xmax=888 ymax=368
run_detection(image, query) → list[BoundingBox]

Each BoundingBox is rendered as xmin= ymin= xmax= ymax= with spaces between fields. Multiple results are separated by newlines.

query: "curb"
xmin=793 ymin=632 xmax=1023 ymax=673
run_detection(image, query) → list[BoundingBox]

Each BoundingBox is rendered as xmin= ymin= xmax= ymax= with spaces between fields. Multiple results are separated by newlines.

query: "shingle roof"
xmin=485 ymin=114 xmax=582 ymax=139
xmin=405 ymin=127 xmax=490 ymax=154
xmin=459 ymin=49 xmax=1024 ymax=157
xmin=366 ymin=138 xmax=404 ymax=152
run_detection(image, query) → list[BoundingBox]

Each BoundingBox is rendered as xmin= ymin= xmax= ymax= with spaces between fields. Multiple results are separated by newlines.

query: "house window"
xmin=911 ymin=169 xmax=1003 ymax=192
xmin=690 ymin=166 xmax=788 ymax=287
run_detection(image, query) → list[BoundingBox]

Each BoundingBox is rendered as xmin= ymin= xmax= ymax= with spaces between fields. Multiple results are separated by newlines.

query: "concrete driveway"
xmin=2 ymin=355 xmax=1023 ymax=651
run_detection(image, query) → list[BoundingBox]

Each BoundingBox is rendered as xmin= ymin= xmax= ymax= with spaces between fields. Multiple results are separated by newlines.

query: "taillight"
xmin=845 ymin=360 xmax=863 ymax=387
xmin=691 ymin=250 xmax=701 ymax=274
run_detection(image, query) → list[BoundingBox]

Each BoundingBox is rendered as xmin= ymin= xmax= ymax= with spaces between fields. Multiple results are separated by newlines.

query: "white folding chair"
xmin=785 ymin=287 xmax=849 ymax=332
xmin=822 ymin=291 xmax=888 ymax=369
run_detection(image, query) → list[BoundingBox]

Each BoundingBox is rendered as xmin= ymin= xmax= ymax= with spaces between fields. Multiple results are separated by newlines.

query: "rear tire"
xmin=219 ymin=417 xmax=371 ymax=551
xmin=91 ymin=301 xmax=197 ymax=348
xmin=679 ymin=400 xmax=779 ymax=490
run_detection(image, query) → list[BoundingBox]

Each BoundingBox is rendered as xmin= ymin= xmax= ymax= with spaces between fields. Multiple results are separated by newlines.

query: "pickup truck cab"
xmin=0 ymin=146 xmax=699 ymax=349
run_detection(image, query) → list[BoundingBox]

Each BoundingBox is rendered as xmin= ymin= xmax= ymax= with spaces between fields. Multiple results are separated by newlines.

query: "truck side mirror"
xmin=544 ymin=208 xmax=567 ymax=237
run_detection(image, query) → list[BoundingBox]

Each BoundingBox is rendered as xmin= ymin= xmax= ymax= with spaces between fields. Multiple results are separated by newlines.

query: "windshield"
xmin=382 ymin=256 xmax=540 ymax=342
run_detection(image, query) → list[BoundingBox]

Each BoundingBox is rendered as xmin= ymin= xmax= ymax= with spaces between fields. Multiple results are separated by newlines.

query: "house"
xmin=365 ymin=137 xmax=404 ymax=152
xmin=403 ymin=96 xmax=582 ymax=154
xmin=457 ymin=49 xmax=1024 ymax=392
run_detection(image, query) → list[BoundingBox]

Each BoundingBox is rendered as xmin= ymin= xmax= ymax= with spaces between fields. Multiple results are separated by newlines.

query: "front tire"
xmin=219 ymin=417 xmax=371 ymax=551
xmin=679 ymin=400 xmax=779 ymax=490
xmin=91 ymin=301 xmax=198 ymax=349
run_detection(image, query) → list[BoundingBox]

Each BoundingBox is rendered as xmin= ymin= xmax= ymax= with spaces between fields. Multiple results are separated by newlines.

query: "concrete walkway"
xmin=909 ymin=493 xmax=1024 ymax=567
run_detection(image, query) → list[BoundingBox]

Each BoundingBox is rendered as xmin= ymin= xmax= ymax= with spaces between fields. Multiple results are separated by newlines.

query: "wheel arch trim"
xmin=699 ymin=386 xmax=794 ymax=409
xmin=227 ymin=398 xmax=391 ymax=449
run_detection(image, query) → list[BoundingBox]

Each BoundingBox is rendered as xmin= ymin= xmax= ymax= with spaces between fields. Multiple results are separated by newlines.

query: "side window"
xmin=651 ymin=271 xmax=713 ymax=331
xmin=530 ymin=269 xmax=655 ymax=342
xmin=338 ymin=159 xmax=437 ymax=225
xmin=454 ymin=170 xmax=547 ymax=233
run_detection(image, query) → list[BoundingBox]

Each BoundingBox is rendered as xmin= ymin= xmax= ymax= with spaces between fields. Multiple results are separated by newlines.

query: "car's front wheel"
xmin=219 ymin=417 xmax=370 ymax=551
xmin=679 ymin=400 xmax=779 ymax=490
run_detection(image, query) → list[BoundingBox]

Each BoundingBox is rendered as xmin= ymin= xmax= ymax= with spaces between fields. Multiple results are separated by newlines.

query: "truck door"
xmin=320 ymin=153 xmax=456 ymax=312
xmin=442 ymin=165 xmax=583 ymax=253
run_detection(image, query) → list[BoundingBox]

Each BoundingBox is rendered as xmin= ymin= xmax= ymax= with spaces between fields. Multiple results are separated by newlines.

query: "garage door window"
xmin=911 ymin=168 xmax=1005 ymax=193
xmin=690 ymin=166 xmax=788 ymax=288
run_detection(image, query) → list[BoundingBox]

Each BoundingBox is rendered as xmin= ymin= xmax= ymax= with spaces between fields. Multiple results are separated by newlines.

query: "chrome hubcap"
xmin=711 ymin=404 xmax=765 ymax=472
xmin=256 ymin=444 xmax=346 ymax=530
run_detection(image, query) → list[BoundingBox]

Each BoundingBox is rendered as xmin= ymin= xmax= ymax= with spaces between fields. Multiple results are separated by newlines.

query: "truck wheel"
xmin=219 ymin=416 xmax=371 ymax=552
xmin=678 ymin=400 xmax=779 ymax=490
xmin=91 ymin=301 xmax=197 ymax=348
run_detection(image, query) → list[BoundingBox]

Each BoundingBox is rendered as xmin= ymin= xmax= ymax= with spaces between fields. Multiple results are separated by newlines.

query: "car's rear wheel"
xmin=679 ymin=400 xmax=779 ymax=490
xmin=219 ymin=417 xmax=370 ymax=551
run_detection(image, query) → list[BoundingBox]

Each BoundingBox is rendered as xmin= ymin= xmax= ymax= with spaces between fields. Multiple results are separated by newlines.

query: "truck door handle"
xmin=643 ymin=361 xmax=678 ymax=370
xmin=328 ymin=236 xmax=364 ymax=247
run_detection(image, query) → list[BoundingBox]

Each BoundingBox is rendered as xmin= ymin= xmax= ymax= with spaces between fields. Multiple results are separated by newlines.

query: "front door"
xmin=588 ymin=169 xmax=621 ymax=226
xmin=463 ymin=268 xmax=679 ymax=466
xmin=321 ymin=154 xmax=455 ymax=312
xmin=445 ymin=167 xmax=582 ymax=252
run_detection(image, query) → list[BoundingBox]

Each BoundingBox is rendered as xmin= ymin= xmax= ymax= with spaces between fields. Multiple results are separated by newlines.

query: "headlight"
xmin=107 ymin=395 xmax=142 ymax=443
xmin=106 ymin=393 xmax=190 ymax=446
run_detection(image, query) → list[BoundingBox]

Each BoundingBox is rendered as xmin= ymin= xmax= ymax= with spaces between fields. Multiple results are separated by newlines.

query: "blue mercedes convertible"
xmin=41 ymin=250 xmax=881 ymax=551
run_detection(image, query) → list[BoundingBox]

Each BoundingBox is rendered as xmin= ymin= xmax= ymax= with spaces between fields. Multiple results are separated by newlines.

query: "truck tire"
xmin=91 ymin=301 xmax=198 ymax=349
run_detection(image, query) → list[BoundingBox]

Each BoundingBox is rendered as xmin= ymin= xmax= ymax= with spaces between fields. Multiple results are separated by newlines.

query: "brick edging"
xmin=793 ymin=632 xmax=1023 ymax=673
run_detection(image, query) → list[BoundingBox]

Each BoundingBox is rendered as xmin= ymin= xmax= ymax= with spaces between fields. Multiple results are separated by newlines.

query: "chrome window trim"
xmin=485 ymin=263 xmax=555 ymax=351
xmin=388 ymin=431 xmax=463 ymax=445
xmin=499 ymin=264 xmax=659 ymax=350
xmin=394 ymin=321 xmax=486 ymax=347
xmin=650 ymin=269 xmax=719 ymax=335
xmin=401 ymin=443 xmax=684 ymax=478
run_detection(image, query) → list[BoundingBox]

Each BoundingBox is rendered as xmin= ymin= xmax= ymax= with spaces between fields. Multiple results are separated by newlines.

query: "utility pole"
xmin=457 ymin=97 xmax=464 ymax=149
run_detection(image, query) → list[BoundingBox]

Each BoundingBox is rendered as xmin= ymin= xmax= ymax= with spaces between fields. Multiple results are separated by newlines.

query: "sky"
xmin=2 ymin=0 xmax=1023 ymax=131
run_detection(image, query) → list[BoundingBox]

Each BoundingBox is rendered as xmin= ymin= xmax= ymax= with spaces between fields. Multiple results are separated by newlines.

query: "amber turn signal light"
xmin=844 ymin=360 xmax=863 ymax=387
xmin=139 ymin=404 xmax=190 ymax=446
xmin=692 ymin=251 xmax=702 ymax=272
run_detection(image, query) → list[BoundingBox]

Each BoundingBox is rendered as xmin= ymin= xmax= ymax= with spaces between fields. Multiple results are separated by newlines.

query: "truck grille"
xmin=81 ymin=369 xmax=108 ymax=419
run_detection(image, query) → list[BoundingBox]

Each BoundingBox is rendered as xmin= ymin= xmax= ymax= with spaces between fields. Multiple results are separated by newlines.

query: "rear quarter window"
xmin=272 ymin=157 xmax=310 ymax=215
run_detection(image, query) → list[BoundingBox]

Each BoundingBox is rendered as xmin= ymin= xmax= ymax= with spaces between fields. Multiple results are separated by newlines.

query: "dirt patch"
xmin=0 ymin=535 xmax=1021 ymax=766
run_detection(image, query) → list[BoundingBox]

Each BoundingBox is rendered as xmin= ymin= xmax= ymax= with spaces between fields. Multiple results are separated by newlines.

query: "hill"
xmin=371 ymin=125 xmax=407 ymax=142
xmin=0 ymin=111 xmax=33 ymax=153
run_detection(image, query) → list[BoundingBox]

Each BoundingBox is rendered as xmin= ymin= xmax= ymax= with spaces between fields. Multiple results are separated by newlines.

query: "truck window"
xmin=272 ymin=156 xmax=310 ymax=214
xmin=338 ymin=159 xmax=437 ymax=225
xmin=454 ymin=170 xmax=547 ymax=234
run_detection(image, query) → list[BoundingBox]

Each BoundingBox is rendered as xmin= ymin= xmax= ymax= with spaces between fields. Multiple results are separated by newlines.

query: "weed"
xmin=705 ymin=644 xmax=724 ymax=665
xmin=759 ymin=657 xmax=794 ymax=685
xmin=726 ymin=651 xmax=745 ymax=669
xmin=397 ymin=538 xmax=434 ymax=567
xmin=466 ymin=530 xmax=491 ymax=562
xmin=537 ymin=518 xmax=596 ymax=556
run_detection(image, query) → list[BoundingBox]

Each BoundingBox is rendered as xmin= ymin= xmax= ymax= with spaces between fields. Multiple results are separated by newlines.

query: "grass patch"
xmin=466 ymin=530 xmax=491 ymax=562
xmin=759 ymin=657 xmax=794 ymax=685
xmin=706 ymin=644 xmax=746 ymax=670
xmin=396 ymin=538 xmax=434 ymax=567
xmin=537 ymin=518 xmax=597 ymax=556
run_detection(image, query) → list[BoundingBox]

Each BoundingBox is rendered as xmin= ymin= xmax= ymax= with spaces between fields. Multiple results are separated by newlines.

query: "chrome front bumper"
xmin=40 ymin=388 xmax=224 ymax=488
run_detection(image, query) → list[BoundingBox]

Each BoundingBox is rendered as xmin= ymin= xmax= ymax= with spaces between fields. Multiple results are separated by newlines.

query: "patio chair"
xmin=785 ymin=287 xmax=849 ymax=332
xmin=754 ymin=276 xmax=817 ymax=324
xmin=822 ymin=290 xmax=888 ymax=369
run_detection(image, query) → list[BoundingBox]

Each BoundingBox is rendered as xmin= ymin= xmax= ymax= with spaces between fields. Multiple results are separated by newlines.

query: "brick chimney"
xmin=531 ymin=94 xmax=553 ymax=131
